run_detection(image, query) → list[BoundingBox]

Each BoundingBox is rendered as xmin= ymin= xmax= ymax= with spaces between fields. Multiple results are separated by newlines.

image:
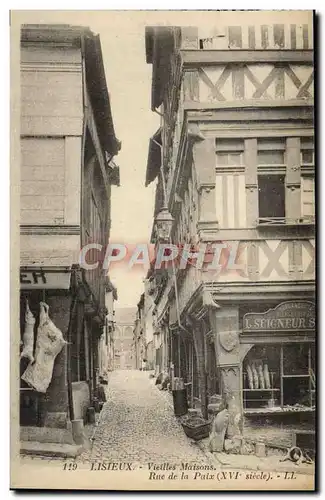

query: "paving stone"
xmin=77 ymin=370 xmax=207 ymax=464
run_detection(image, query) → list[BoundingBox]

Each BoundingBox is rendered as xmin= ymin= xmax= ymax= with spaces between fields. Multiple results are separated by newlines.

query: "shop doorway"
xmin=207 ymin=339 xmax=219 ymax=397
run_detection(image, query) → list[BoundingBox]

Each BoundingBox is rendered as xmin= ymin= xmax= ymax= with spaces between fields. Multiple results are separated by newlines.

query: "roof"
xmin=114 ymin=307 xmax=137 ymax=325
xmin=145 ymin=26 xmax=179 ymax=110
xmin=21 ymin=24 xmax=121 ymax=157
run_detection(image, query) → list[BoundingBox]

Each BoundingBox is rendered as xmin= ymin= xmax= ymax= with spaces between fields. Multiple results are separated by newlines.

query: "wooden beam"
xmin=20 ymin=224 xmax=80 ymax=235
xmin=85 ymin=90 xmax=110 ymax=194
xmin=64 ymin=136 xmax=82 ymax=225
xmin=185 ymin=107 xmax=313 ymax=126
xmin=184 ymin=99 xmax=314 ymax=111
xmin=198 ymin=125 xmax=314 ymax=139
xmin=181 ymin=49 xmax=314 ymax=66
xmin=204 ymin=280 xmax=315 ymax=298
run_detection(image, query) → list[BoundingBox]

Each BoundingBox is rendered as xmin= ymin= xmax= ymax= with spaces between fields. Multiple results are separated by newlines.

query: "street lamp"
xmin=154 ymin=205 xmax=174 ymax=243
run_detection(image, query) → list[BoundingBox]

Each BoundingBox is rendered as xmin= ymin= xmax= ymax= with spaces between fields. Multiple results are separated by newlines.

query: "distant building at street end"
xmin=114 ymin=308 xmax=137 ymax=369
xmin=132 ymin=292 xmax=155 ymax=371
xmin=99 ymin=277 xmax=118 ymax=382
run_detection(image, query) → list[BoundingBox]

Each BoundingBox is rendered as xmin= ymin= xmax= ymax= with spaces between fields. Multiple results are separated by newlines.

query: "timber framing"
xmin=203 ymin=227 xmax=315 ymax=240
xmin=240 ymin=331 xmax=315 ymax=345
xmin=186 ymin=108 xmax=313 ymax=123
xmin=180 ymin=280 xmax=315 ymax=321
xmin=207 ymin=280 xmax=315 ymax=304
xmin=184 ymin=99 xmax=314 ymax=112
xmin=20 ymin=225 xmax=81 ymax=235
xmin=181 ymin=49 xmax=313 ymax=66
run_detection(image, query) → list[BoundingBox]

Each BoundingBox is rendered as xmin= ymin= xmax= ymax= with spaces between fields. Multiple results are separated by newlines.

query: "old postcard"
xmin=10 ymin=9 xmax=316 ymax=491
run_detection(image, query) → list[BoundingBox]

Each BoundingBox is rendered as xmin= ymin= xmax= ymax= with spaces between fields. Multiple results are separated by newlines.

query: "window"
xmin=301 ymin=150 xmax=314 ymax=165
xmin=301 ymin=176 xmax=315 ymax=218
xmin=258 ymin=150 xmax=285 ymax=165
xmin=243 ymin=343 xmax=315 ymax=412
xmin=257 ymin=140 xmax=286 ymax=224
xmin=215 ymin=139 xmax=246 ymax=229
xmin=257 ymin=138 xmax=286 ymax=171
xmin=216 ymin=152 xmax=243 ymax=166
xmin=301 ymin=137 xmax=314 ymax=167
xmin=258 ymin=175 xmax=285 ymax=220
xmin=215 ymin=139 xmax=244 ymax=170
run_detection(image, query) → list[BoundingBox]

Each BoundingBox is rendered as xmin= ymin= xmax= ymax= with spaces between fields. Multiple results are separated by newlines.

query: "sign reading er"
xmin=243 ymin=301 xmax=315 ymax=332
xmin=20 ymin=269 xmax=71 ymax=290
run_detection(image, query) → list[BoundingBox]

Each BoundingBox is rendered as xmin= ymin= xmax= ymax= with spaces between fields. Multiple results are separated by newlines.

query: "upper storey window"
xmin=216 ymin=152 xmax=243 ymax=167
xmin=216 ymin=139 xmax=244 ymax=171
xmin=215 ymin=139 xmax=246 ymax=229
xmin=258 ymin=151 xmax=285 ymax=165
xmin=257 ymin=138 xmax=286 ymax=172
xmin=301 ymin=137 xmax=314 ymax=168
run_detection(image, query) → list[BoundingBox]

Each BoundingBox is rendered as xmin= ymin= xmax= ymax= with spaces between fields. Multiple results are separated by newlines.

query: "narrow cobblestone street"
xmin=78 ymin=370 xmax=208 ymax=464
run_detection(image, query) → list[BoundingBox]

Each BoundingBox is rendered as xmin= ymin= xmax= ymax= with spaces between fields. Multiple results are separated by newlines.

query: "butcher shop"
xmin=19 ymin=267 xmax=73 ymax=428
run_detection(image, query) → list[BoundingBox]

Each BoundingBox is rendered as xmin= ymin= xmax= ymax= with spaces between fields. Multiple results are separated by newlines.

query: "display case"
xmin=243 ymin=344 xmax=315 ymax=414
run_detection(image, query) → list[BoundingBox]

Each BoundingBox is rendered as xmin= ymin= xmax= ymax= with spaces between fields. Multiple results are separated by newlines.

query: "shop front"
xmin=205 ymin=297 xmax=316 ymax=446
xmin=19 ymin=266 xmax=72 ymax=429
xmin=241 ymin=301 xmax=315 ymax=413
xmin=240 ymin=300 xmax=315 ymax=449
xmin=19 ymin=265 xmax=105 ymax=433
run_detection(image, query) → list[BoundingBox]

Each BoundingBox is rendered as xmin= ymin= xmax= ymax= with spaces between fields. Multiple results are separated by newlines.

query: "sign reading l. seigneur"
xmin=243 ymin=301 xmax=315 ymax=332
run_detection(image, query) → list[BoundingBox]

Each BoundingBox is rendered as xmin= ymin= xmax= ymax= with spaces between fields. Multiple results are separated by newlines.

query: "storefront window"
xmin=243 ymin=343 xmax=315 ymax=412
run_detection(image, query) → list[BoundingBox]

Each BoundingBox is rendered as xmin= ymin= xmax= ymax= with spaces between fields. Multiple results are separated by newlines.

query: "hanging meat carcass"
xmin=21 ymin=302 xmax=67 ymax=393
xmin=20 ymin=299 xmax=35 ymax=363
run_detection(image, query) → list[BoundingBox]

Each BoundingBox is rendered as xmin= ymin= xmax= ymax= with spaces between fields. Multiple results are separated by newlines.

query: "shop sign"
xmin=20 ymin=268 xmax=71 ymax=290
xmin=243 ymin=301 xmax=315 ymax=332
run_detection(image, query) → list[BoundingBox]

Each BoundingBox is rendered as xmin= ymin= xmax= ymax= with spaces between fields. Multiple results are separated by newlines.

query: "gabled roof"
xmin=145 ymin=26 xmax=179 ymax=110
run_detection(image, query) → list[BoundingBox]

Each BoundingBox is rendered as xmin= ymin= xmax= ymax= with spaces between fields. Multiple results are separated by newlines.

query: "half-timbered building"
xmin=145 ymin=15 xmax=315 ymax=448
xmin=19 ymin=24 xmax=120 ymax=447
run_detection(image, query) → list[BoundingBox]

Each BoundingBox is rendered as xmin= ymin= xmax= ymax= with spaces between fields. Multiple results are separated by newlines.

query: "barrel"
xmin=172 ymin=389 xmax=188 ymax=417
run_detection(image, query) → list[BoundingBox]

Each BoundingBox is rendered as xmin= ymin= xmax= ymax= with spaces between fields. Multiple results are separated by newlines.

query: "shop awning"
xmin=145 ymin=128 xmax=162 ymax=187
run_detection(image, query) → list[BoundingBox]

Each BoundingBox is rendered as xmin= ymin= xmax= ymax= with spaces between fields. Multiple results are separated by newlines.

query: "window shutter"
xmin=301 ymin=177 xmax=315 ymax=217
xmin=286 ymin=138 xmax=301 ymax=221
xmin=286 ymin=137 xmax=301 ymax=185
xmin=244 ymin=138 xmax=258 ymax=226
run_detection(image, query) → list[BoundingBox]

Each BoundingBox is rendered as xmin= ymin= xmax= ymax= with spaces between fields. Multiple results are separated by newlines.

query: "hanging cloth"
xmin=21 ymin=302 xmax=67 ymax=393
xmin=20 ymin=299 xmax=35 ymax=363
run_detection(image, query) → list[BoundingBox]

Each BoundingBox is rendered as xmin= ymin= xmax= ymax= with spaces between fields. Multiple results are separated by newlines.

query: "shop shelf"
xmin=243 ymin=388 xmax=280 ymax=391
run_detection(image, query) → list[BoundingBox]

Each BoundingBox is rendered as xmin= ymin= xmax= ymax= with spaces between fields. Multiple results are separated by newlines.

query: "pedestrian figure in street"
xmin=141 ymin=358 xmax=147 ymax=371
